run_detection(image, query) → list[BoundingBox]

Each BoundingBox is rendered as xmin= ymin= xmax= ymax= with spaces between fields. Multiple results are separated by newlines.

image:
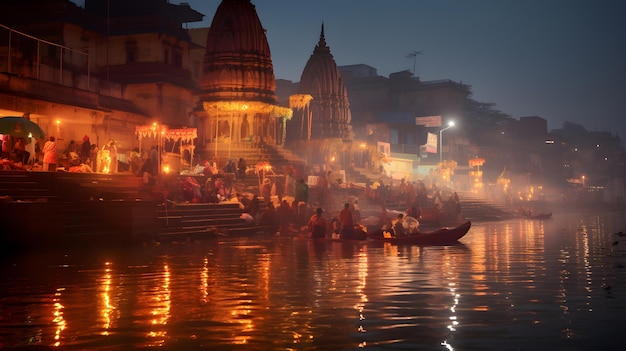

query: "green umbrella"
xmin=0 ymin=116 xmax=46 ymax=139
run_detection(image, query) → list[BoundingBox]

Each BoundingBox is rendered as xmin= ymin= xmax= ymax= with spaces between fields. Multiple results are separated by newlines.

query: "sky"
xmin=74 ymin=0 xmax=626 ymax=139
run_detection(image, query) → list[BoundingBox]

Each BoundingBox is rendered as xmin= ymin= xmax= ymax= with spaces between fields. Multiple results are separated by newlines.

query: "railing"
xmin=0 ymin=23 xmax=90 ymax=88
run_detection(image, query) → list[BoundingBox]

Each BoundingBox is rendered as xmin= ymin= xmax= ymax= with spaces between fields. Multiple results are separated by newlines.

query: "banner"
xmin=415 ymin=115 xmax=441 ymax=127
xmin=425 ymin=132 xmax=438 ymax=153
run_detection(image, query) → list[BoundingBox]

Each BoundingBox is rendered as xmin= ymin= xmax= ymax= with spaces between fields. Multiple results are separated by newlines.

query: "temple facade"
xmin=281 ymin=24 xmax=357 ymax=167
xmin=289 ymin=24 xmax=353 ymax=142
xmin=196 ymin=0 xmax=291 ymax=150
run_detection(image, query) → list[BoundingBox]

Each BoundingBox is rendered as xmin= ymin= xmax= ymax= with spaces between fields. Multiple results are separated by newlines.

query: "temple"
xmin=284 ymin=24 xmax=356 ymax=167
xmin=196 ymin=0 xmax=291 ymax=150
xmin=290 ymin=24 xmax=353 ymax=141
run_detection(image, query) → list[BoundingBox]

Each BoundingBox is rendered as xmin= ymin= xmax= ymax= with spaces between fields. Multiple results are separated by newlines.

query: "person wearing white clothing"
xmin=42 ymin=136 xmax=57 ymax=171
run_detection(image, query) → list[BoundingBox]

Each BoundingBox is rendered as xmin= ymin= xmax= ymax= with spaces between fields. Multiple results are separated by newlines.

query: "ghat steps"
xmin=155 ymin=201 xmax=275 ymax=242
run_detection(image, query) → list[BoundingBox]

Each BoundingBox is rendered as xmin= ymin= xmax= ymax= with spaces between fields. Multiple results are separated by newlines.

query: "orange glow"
xmin=101 ymin=149 xmax=111 ymax=174
xmin=147 ymin=264 xmax=170 ymax=346
xmin=200 ymin=257 xmax=209 ymax=303
xmin=99 ymin=261 xmax=115 ymax=335
xmin=53 ymin=288 xmax=66 ymax=347
xmin=468 ymin=157 xmax=485 ymax=167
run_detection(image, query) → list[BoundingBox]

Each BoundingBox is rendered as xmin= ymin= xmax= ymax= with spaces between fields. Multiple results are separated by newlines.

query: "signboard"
xmin=425 ymin=132 xmax=438 ymax=153
xmin=415 ymin=115 xmax=442 ymax=127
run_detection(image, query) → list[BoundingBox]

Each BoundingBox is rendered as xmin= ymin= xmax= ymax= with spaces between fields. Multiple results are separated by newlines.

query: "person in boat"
xmin=353 ymin=224 xmax=368 ymax=240
xmin=308 ymin=207 xmax=327 ymax=239
xmin=406 ymin=203 xmax=421 ymax=220
xmin=351 ymin=200 xmax=361 ymax=224
xmin=339 ymin=203 xmax=354 ymax=239
xmin=392 ymin=213 xmax=408 ymax=236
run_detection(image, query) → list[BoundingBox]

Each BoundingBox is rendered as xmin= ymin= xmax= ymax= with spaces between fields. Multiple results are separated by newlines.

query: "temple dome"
xmin=199 ymin=0 xmax=276 ymax=105
xmin=296 ymin=24 xmax=352 ymax=140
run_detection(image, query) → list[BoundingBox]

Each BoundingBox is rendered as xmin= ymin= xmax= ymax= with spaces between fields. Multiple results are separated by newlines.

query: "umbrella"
xmin=0 ymin=116 xmax=46 ymax=139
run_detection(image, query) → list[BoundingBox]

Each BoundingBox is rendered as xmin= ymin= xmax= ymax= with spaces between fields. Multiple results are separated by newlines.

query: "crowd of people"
xmin=1 ymin=136 xmax=32 ymax=170
xmin=2 ymin=133 xmax=462 ymax=239
xmin=168 ymin=155 xmax=468 ymax=240
xmin=0 ymin=134 xmax=110 ymax=173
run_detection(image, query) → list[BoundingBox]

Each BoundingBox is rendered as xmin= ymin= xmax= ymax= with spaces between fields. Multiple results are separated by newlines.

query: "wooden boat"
xmin=418 ymin=206 xmax=443 ymax=224
xmin=524 ymin=212 xmax=552 ymax=220
xmin=367 ymin=221 xmax=471 ymax=245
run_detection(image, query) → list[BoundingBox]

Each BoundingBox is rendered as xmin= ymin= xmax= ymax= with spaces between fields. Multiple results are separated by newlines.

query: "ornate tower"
xmin=199 ymin=0 xmax=276 ymax=104
xmin=293 ymin=24 xmax=353 ymax=141
xmin=197 ymin=0 xmax=290 ymax=151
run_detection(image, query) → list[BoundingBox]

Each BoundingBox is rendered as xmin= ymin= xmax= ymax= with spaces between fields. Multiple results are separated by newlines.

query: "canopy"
xmin=135 ymin=124 xmax=198 ymax=173
xmin=203 ymin=101 xmax=293 ymax=119
xmin=134 ymin=125 xmax=197 ymax=142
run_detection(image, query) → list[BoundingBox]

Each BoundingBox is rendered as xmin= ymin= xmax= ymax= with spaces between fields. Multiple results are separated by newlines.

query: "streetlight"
xmin=439 ymin=120 xmax=455 ymax=163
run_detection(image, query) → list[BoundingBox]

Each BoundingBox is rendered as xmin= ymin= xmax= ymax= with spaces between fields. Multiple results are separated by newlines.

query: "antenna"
xmin=406 ymin=50 xmax=423 ymax=75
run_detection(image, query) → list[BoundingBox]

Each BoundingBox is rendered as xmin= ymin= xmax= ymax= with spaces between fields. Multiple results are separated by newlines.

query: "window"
xmin=172 ymin=48 xmax=182 ymax=68
xmin=125 ymin=40 xmax=138 ymax=64
xmin=126 ymin=49 xmax=136 ymax=63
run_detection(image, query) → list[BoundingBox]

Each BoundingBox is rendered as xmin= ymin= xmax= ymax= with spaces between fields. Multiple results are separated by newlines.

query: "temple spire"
xmin=294 ymin=22 xmax=353 ymax=141
xmin=315 ymin=22 xmax=329 ymax=52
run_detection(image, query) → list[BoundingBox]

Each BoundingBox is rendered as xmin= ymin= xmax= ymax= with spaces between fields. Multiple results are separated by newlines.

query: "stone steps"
xmin=154 ymin=201 xmax=275 ymax=242
xmin=453 ymin=190 xmax=516 ymax=221
xmin=0 ymin=171 xmax=58 ymax=201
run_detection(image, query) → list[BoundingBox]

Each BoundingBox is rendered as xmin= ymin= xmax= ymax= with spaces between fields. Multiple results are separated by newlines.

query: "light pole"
xmin=439 ymin=121 xmax=455 ymax=163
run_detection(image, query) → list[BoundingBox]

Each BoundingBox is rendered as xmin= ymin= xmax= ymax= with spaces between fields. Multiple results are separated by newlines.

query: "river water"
xmin=1 ymin=209 xmax=626 ymax=350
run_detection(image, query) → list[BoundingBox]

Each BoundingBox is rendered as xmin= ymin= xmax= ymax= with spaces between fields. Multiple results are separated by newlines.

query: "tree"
xmin=463 ymin=98 xmax=516 ymax=145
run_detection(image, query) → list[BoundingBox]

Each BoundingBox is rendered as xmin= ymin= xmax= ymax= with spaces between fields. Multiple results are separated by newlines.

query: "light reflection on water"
xmin=1 ymin=210 xmax=626 ymax=350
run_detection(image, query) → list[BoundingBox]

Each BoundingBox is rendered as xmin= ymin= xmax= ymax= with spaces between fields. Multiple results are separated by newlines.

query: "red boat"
xmin=367 ymin=221 xmax=471 ymax=245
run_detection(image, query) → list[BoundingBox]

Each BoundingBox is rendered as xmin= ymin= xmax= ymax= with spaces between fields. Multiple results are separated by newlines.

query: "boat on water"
xmin=297 ymin=221 xmax=472 ymax=245
xmin=523 ymin=212 xmax=552 ymax=220
xmin=367 ymin=221 xmax=472 ymax=245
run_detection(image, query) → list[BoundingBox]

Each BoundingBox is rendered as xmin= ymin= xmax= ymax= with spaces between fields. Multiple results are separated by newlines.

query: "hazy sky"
xmin=74 ymin=0 xmax=626 ymax=138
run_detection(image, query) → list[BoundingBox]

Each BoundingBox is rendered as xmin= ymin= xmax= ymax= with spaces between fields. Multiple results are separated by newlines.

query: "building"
xmin=0 ymin=0 xmax=203 ymax=166
xmin=339 ymin=65 xmax=470 ymax=165
xmin=195 ymin=0 xmax=291 ymax=152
